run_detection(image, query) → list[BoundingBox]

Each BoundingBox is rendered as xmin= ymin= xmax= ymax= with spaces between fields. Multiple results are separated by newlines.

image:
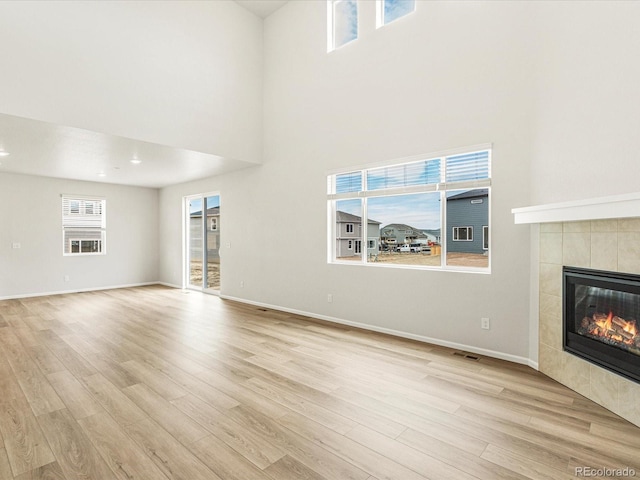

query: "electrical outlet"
xmin=240 ymin=280 xmax=244 ymax=288
xmin=481 ymin=317 xmax=490 ymax=330
xmin=64 ymin=275 xmax=70 ymax=282
xmin=327 ymin=293 xmax=333 ymax=303
xmin=12 ymin=242 xmax=20 ymax=249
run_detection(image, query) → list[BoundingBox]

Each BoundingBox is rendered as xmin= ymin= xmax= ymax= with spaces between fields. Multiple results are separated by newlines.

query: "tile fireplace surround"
xmin=514 ymin=194 xmax=640 ymax=428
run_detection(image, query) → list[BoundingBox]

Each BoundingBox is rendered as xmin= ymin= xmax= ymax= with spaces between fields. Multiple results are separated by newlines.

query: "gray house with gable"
xmin=446 ymin=189 xmax=489 ymax=254
xmin=336 ymin=211 xmax=381 ymax=258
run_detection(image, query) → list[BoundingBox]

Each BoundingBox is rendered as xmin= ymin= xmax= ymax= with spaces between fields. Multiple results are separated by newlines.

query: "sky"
xmin=189 ymin=195 xmax=220 ymax=214
xmin=337 ymin=192 xmax=441 ymax=230
xmin=384 ymin=0 xmax=416 ymax=25
xmin=334 ymin=0 xmax=357 ymax=48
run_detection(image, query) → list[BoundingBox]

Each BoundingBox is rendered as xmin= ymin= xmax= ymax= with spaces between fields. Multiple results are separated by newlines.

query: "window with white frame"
xmin=62 ymin=195 xmax=106 ymax=255
xmin=328 ymin=0 xmax=357 ymax=51
xmin=453 ymin=227 xmax=473 ymax=241
xmin=328 ymin=147 xmax=491 ymax=271
xmin=377 ymin=0 xmax=415 ymax=27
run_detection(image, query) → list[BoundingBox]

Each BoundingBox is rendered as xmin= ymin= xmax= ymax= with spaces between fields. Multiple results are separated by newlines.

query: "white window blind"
xmin=334 ymin=171 xmax=362 ymax=194
xmin=367 ymin=158 xmax=441 ymax=191
xmin=62 ymin=195 xmax=106 ymax=255
xmin=445 ymin=151 xmax=490 ymax=184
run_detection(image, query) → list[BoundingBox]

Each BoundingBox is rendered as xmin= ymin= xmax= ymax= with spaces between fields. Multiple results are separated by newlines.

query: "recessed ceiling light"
xmin=97 ymin=172 xmax=106 ymax=177
xmin=0 ymin=151 xmax=10 ymax=157
xmin=130 ymin=158 xmax=142 ymax=165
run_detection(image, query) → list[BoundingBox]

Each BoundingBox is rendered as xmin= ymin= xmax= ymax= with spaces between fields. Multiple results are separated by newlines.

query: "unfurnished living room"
xmin=1 ymin=1 xmax=639 ymax=479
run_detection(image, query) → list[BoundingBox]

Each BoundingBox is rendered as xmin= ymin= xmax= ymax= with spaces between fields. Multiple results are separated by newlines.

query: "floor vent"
xmin=257 ymin=308 xmax=268 ymax=312
xmin=453 ymin=351 xmax=480 ymax=361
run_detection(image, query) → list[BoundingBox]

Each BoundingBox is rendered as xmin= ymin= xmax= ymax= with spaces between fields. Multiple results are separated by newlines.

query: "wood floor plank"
xmin=245 ymin=355 xmax=339 ymax=393
xmin=13 ymin=461 xmax=66 ymax=480
xmin=196 ymin=368 xmax=290 ymax=420
xmin=171 ymin=393 xmax=286 ymax=469
xmin=124 ymin=418 xmax=223 ymax=480
xmin=81 ymin=373 xmax=147 ymax=426
xmin=276 ymin=411 xmax=431 ymax=480
xmin=264 ymin=454 xmax=329 ymax=480
xmin=330 ymin=386 xmax=571 ymax=471
xmin=120 ymin=360 xmax=187 ymax=401
xmin=36 ymin=331 xmax=97 ymax=379
xmin=46 ymin=370 xmax=103 ymax=420
xmin=248 ymin=375 xmax=407 ymax=439
xmin=122 ymin=383 xmax=209 ymax=445
xmin=396 ymin=426 xmax=531 ymax=480
xmin=0 ymin=352 xmax=56 ymax=476
xmin=36 ymin=409 xmax=116 ymax=480
xmin=26 ymin=345 xmax=67 ymax=376
xmin=78 ymin=412 xmax=170 ymax=480
xmin=167 ymin=370 xmax=241 ymax=410
xmin=480 ymin=444 xmax=579 ymax=480
xmin=0 ymin=447 xmax=13 ymax=480
xmin=0 ymin=329 xmax=66 ymax=416
xmin=223 ymin=405 xmax=370 ymax=480
xmin=245 ymin=376 xmax=358 ymax=435
xmin=191 ymin=434 xmax=274 ymax=480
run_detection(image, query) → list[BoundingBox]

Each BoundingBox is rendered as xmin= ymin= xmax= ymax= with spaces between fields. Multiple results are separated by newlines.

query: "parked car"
xmin=409 ymin=243 xmax=423 ymax=253
xmin=395 ymin=244 xmax=411 ymax=252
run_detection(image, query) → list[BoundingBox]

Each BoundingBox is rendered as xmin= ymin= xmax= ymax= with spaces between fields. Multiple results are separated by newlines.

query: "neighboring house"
xmin=421 ymin=229 xmax=442 ymax=244
xmin=380 ymin=224 xmax=436 ymax=249
xmin=336 ymin=211 xmax=381 ymax=258
xmin=446 ymin=189 xmax=489 ymax=255
xmin=190 ymin=206 xmax=221 ymax=260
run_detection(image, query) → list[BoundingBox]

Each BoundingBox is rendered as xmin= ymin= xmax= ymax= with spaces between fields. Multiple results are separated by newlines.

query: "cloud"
xmin=368 ymin=193 xmax=440 ymax=229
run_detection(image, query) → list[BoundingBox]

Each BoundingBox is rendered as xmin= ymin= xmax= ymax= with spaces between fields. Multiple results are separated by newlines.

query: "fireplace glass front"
xmin=564 ymin=267 xmax=640 ymax=383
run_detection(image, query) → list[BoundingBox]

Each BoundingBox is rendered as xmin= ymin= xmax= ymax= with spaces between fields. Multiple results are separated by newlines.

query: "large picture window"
xmin=328 ymin=147 xmax=491 ymax=271
xmin=62 ymin=195 xmax=106 ymax=255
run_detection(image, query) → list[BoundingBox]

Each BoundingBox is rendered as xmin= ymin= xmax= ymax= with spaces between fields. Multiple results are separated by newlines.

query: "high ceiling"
xmin=0 ymin=1 xmax=287 ymax=189
xmin=234 ymin=0 xmax=288 ymax=18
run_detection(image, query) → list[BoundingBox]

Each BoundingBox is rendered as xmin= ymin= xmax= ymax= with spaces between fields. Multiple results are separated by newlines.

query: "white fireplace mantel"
xmin=512 ymin=192 xmax=640 ymax=224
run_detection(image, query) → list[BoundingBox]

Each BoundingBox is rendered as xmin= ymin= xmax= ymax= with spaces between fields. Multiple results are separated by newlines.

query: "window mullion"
xmin=361 ymin=197 xmax=367 ymax=264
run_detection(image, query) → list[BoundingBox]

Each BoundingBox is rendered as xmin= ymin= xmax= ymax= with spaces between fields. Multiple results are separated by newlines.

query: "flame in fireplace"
xmin=594 ymin=311 xmax=613 ymax=332
xmin=587 ymin=311 xmax=639 ymax=349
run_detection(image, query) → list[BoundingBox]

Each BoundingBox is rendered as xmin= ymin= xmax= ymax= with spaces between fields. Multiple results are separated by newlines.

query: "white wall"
xmin=160 ymin=1 xmax=537 ymax=361
xmin=0 ymin=1 xmax=263 ymax=163
xmin=529 ymin=2 xmax=640 ymax=205
xmin=0 ymin=173 xmax=159 ymax=298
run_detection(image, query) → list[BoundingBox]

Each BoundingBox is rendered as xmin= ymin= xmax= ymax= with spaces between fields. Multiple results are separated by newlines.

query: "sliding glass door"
xmin=186 ymin=193 xmax=221 ymax=294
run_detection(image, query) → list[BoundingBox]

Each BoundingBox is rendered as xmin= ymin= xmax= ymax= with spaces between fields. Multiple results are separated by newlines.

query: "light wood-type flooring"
xmin=0 ymin=285 xmax=639 ymax=480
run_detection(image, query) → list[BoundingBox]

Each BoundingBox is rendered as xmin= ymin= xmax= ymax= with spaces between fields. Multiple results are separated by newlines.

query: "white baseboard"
xmin=157 ymin=282 xmax=183 ymax=289
xmin=0 ymin=282 xmax=160 ymax=301
xmin=221 ymin=294 xmax=534 ymax=367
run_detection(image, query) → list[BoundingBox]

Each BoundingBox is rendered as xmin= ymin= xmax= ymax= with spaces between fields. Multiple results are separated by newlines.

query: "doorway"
xmin=186 ymin=193 xmax=221 ymax=294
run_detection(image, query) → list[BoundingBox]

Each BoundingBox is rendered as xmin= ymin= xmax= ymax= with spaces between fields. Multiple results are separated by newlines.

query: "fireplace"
xmin=564 ymin=266 xmax=640 ymax=384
